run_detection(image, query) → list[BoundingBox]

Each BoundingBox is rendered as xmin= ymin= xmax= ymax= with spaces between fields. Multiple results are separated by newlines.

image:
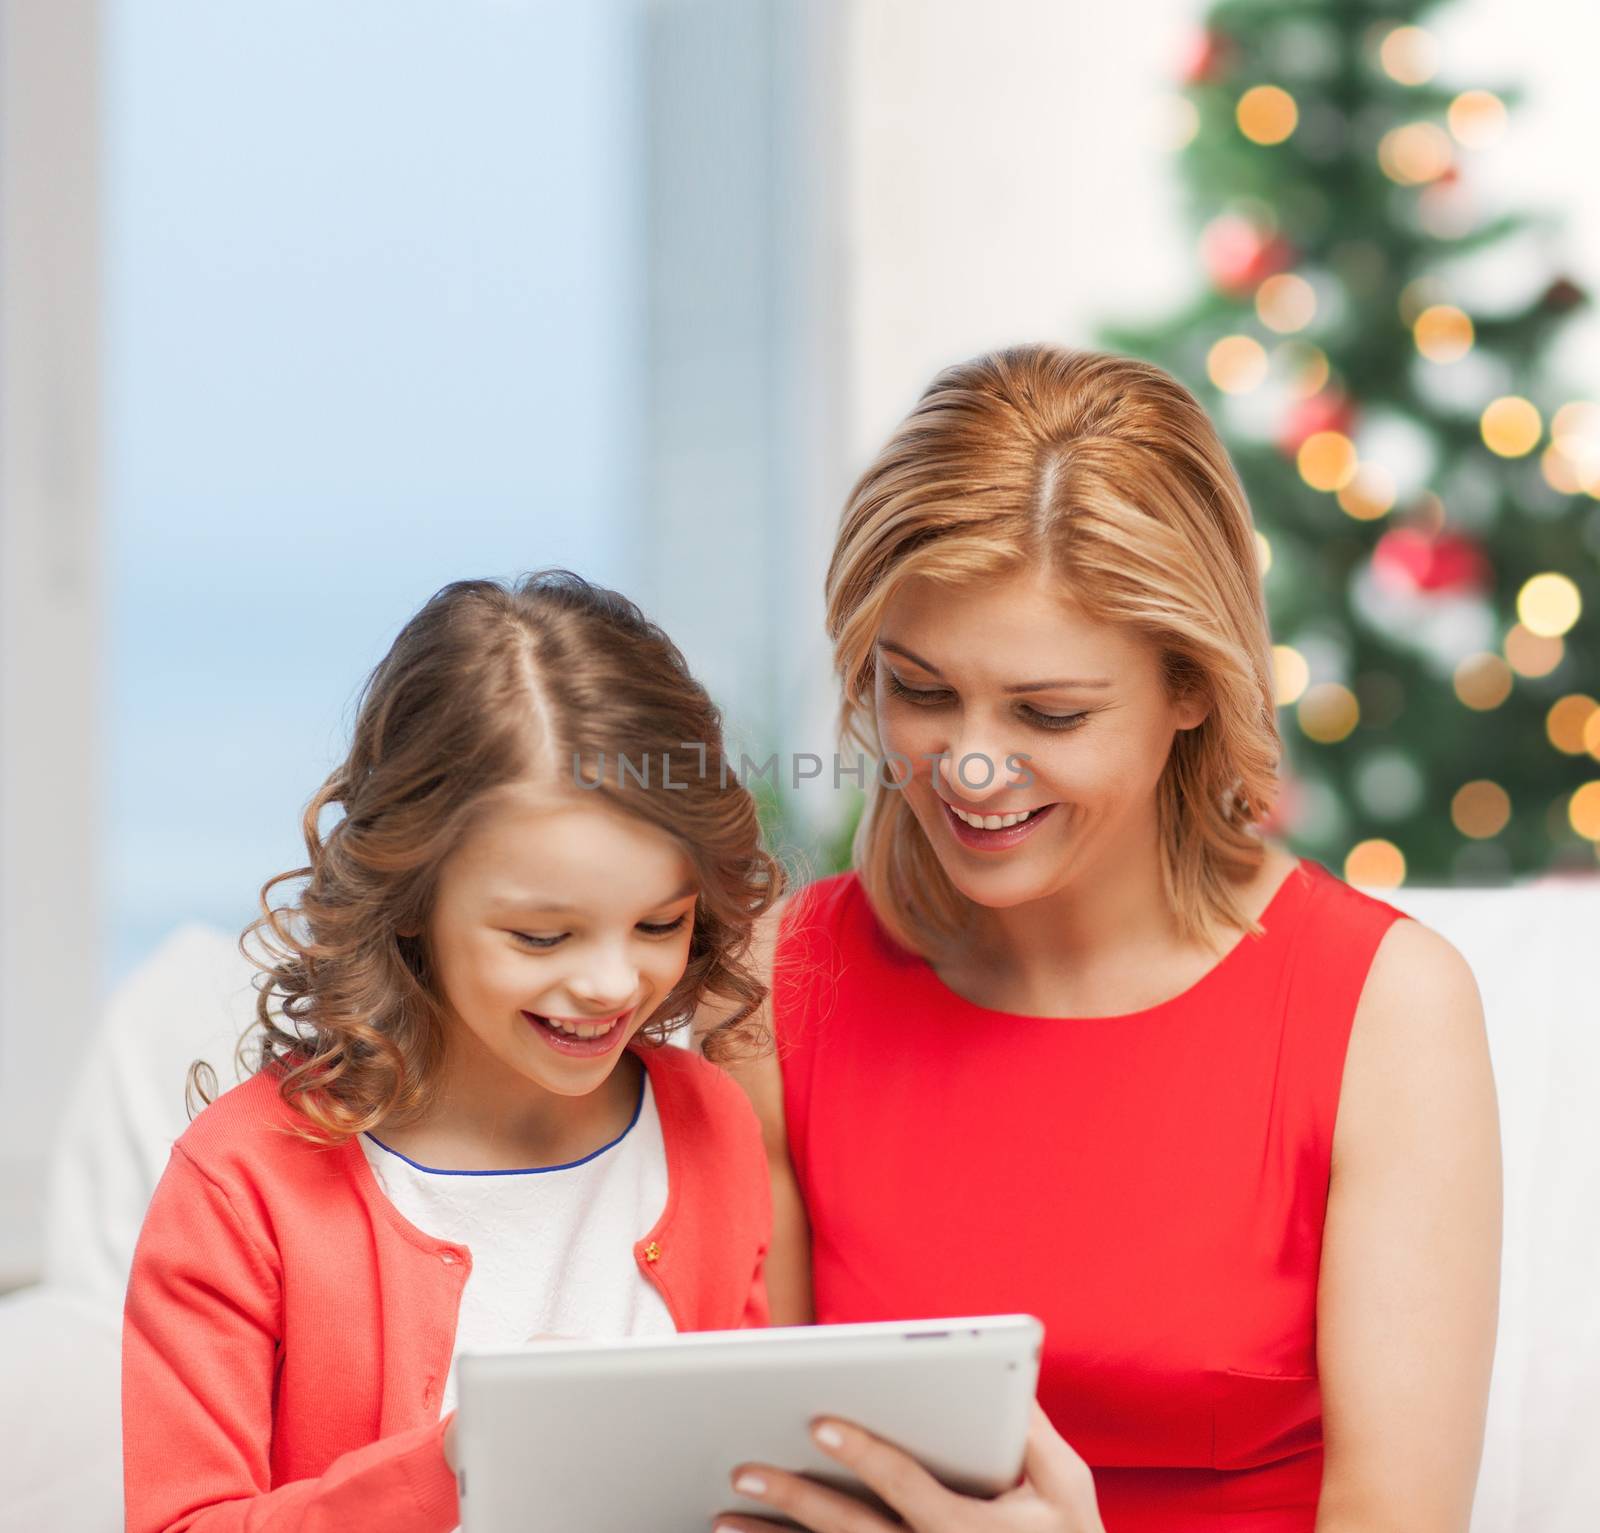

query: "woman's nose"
xmin=936 ymin=735 xmax=1014 ymax=805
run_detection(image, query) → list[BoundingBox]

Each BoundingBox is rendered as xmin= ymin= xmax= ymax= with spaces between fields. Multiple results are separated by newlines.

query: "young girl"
xmin=122 ymin=571 xmax=782 ymax=1532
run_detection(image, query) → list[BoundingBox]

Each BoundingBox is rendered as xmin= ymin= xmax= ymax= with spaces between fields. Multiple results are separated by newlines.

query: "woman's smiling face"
xmin=872 ymin=565 xmax=1208 ymax=910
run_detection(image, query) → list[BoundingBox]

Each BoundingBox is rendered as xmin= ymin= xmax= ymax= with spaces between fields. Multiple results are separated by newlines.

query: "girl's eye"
xmin=512 ymin=931 xmax=567 ymax=950
xmin=889 ymin=671 xmax=1089 ymax=733
xmin=637 ymin=914 xmax=690 ymax=938
xmin=511 ymin=913 xmax=689 ymax=950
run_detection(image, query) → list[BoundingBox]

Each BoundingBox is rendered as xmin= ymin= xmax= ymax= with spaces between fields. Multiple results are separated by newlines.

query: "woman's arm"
xmin=700 ymin=894 xmax=815 ymax=1327
xmin=1315 ymin=918 xmax=1502 ymax=1533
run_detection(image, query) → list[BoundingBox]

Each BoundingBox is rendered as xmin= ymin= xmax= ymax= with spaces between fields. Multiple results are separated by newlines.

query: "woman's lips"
xmin=940 ymin=799 xmax=1058 ymax=852
xmin=521 ymin=1006 xmax=636 ymax=1058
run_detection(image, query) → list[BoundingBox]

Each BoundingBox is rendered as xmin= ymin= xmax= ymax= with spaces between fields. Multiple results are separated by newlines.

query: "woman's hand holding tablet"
xmin=715 ymin=1402 xmax=1106 ymax=1533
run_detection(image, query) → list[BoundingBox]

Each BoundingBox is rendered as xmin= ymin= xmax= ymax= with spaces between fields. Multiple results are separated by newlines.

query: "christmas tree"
xmin=1104 ymin=0 xmax=1600 ymax=885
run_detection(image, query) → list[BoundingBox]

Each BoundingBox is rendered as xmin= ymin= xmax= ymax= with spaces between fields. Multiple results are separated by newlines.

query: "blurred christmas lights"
xmin=1379 ymin=25 xmax=1438 ymax=86
xmin=1452 ymin=780 xmax=1512 ymax=839
xmin=1517 ymin=572 xmax=1581 ymax=637
xmin=1236 ymin=85 xmax=1298 ymax=145
xmin=1480 ymin=396 xmax=1542 ymax=457
xmin=1413 ymin=304 xmax=1474 ymax=363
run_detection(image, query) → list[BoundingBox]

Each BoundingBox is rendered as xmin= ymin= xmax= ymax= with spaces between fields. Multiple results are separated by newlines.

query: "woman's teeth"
xmin=948 ymin=805 xmax=1045 ymax=830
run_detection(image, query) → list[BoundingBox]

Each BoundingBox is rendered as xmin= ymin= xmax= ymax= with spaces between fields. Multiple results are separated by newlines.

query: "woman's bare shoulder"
xmin=1334 ymin=912 xmax=1492 ymax=1171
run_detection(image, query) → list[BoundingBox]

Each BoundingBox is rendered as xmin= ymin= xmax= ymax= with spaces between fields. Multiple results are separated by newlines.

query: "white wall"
xmin=0 ymin=0 xmax=102 ymax=1290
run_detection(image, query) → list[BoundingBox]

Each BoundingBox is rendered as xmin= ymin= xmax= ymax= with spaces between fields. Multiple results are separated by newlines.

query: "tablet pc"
xmin=455 ymin=1314 xmax=1043 ymax=1531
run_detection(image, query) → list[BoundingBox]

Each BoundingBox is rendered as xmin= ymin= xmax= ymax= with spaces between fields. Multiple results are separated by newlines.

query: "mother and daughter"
xmin=123 ymin=346 xmax=1500 ymax=1533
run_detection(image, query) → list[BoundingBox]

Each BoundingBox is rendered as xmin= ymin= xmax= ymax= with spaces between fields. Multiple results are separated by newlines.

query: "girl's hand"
xmin=714 ymin=1403 xmax=1105 ymax=1533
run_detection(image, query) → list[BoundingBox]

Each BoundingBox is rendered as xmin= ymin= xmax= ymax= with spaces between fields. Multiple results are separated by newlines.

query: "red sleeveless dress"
xmin=773 ymin=858 xmax=1406 ymax=1531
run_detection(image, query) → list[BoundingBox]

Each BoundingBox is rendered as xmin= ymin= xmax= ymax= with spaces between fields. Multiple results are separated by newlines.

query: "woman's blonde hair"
xmin=826 ymin=345 xmax=1280 ymax=955
xmin=190 ymin=570 xmax=783 ymax=1142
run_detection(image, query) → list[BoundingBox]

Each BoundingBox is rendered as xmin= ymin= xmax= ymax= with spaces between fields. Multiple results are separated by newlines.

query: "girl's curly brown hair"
xmin=189 ymin=570 xmax=784 ymax=1143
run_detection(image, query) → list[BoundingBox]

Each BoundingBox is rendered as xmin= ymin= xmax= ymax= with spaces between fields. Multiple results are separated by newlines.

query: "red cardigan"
xmin=122 ymin=1042 xmax=771 ymax=1532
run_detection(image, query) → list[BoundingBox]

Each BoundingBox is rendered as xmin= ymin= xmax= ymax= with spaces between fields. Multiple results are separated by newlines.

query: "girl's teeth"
xmin=545 ymin=1015 xmax=619 ymax=1039
xmin=951 ymin=805 xmax=1038 ymax=830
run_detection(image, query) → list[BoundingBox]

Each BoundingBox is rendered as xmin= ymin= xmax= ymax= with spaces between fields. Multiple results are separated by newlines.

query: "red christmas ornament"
xmin=1201 ymin=215 xmax=1294 ymax=294
xmin=1178 ymin=28 xmax=1233 ymax=86
xmin=1371 ymin=526 xmax=1491 ymax=596
xmin=1279 ymin=391 xmax=1356 ymax=456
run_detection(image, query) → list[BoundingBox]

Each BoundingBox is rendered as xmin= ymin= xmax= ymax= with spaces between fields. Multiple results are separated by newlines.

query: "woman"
xmin=711 ymin=347 xmax=1500 ymax=1533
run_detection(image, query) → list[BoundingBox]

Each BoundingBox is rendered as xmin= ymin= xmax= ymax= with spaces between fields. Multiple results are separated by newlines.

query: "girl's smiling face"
xmin=423 ymin=781 xmax=699 ymax=1102
xmin=873 ymin=565 xmax=1208 ymax=910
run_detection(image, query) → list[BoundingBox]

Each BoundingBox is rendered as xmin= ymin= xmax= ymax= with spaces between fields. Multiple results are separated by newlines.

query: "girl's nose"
xmin=566 ymin=944 xmax=640 ymax=1011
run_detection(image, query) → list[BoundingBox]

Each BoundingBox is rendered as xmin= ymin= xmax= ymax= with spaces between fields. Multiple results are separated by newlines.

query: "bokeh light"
xmin=1237 ymin=85 xmax=1299 ymax=145
xmin=1448 ymin=90 xmax=1508 ymax=149
xmin=1547 ymin=694 xmax=1599 ymax=755
xmin=1378 ymin=122 xmax=1453 ymax=185
xmin=1504 ymin=623 xmax=1564 ymax=678
xmin=1254 ymin=530 xmax=1273 ymax=577
xmin=1452 ymin=780 xmax=1512 ymax=839
xmin=1550 ymin=402 xmax=1600 ymax=496
xmin=1356 ymin=751 xmax=1425 ymax=820
xmin=1207 ymin=334 xmax=1270 ymax=393
xmin=1298 ymin=682 xmax=1360 ymax=743
xmin=1480 ymin=396 xmax=1542 ymax=457
xmin=1380 ymin=25 xmax=1438 ymax=86
xmin=1586 ymin=709 xmax=1600 ymax=763
xmin=1297 ymin=430 xmax=1359 ymax=491
xmin=1518 ymin=572 xmax=1582 ymax=637
xmin=1452 ymin=652 xmax=1513 ymax=711
xmin=1542 ymin=444 xmax=1585 ymax=496
xmin=1398 ymin=277 xmax=1443 ymax=327
xmin=1256 ymin=273 xmax=1317 ymax=333
xmin=1273 ymin=644 xmax=1310 ymax=706
xmin=1345 ymin=838 xmax=1406 ymax=887
xmin=1278 ymin=341 xmax=1331 ymax=397
xmin=1156 ymin=94 xmax=1201 ymax=152
xmin=1552 ymin=401 xmax=1600 ymax=454
xmin=1336 ymin=462 xmax=1397 ymax=521
xmin=1413 ymin=304 xmax=1474 ymax=363
xmin=1570 ymin=782 xmax=1600 ymax=841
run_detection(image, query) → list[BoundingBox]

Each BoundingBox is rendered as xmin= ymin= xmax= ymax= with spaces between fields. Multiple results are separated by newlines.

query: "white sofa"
xmin=2 ymin=883 xmax=1597 ymax=1531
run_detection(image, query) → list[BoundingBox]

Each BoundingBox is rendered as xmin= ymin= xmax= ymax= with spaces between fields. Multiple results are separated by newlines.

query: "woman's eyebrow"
xmin=877 ymin=639 xmax=1111 ymax=693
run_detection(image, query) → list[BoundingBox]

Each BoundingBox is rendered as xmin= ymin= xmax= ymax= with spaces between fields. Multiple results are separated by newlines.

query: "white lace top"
xmin=358 ymin=1071 xmax=676 ymax=1420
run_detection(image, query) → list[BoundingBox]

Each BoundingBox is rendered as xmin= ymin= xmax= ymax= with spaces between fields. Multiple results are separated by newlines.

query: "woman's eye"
xmin=886 ymin=672 xmax=950 ymax=705
xmin=1023 ymin=708 xmax=1088 ymax=732
xmin=889 ymin=671 xmax=1088 ymax=733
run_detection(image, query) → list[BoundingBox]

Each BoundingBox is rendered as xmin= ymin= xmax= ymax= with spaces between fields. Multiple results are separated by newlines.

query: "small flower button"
xmin=643 ymin=1241 xmax=661 ymax=1263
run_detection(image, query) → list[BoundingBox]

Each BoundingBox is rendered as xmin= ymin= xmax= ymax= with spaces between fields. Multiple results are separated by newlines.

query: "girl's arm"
xmin=705 ymin=895 xmax=815 ymax=1327
xmin=1314 ymin=918 xmax=1502 ymax=1533
xmin=123 ymin=1146 xmax=458 ymax=1533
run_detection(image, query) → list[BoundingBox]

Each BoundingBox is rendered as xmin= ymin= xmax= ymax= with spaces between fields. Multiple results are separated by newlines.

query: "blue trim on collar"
xmin=363 ymin=1064 xmax=647 ymax=1177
